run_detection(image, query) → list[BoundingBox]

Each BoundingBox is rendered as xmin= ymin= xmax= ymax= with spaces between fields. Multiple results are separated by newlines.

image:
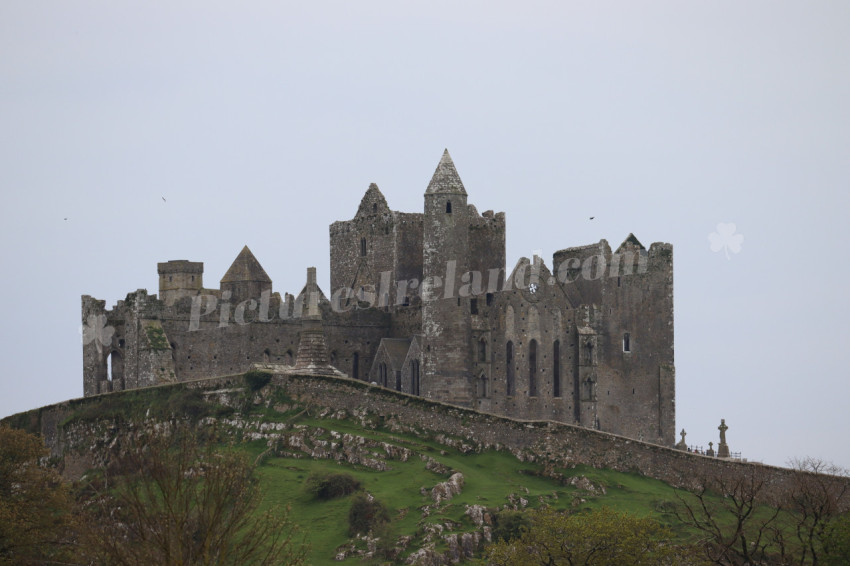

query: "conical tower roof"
xmin=220 ymin=246 xmax=271 ymax=283
xmin=426 ymin=149 xmax=467 ymax=195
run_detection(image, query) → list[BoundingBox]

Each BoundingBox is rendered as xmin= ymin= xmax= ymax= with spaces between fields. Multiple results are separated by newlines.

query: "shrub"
xmin=492 ymin=509 xmax=531 ymax=542
xmin=348 ymin=494 xmax=390 ymax=536
xmin=305 ymin=472 xmax=361 ymax=500
xmin=245 ymin=370 xmax=272 ymax=391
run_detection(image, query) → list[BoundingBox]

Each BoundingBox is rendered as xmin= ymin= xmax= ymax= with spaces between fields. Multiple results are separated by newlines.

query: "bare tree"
xmin=785 ymin=457 xmax=849 ymax=566
xmin=79 ymin=421 xmax=307 ymax=566
xmin=674 ymin=466 xmax=782 ymax=565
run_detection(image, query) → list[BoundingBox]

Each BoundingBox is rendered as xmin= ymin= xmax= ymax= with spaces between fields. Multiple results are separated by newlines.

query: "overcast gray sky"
xmin=1 ymin=1 xmax=848 ymax=470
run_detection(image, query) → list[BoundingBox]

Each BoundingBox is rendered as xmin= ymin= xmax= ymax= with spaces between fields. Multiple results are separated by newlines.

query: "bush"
xmin=305 ymin=472 xmax=362 ymax=500
xmin=245 ymin=370 xmax=272 ymax=391
xmin=492 ymin=509 xmax=531 ymax=542
xmin=486 ymin=507 xmax=692 ymax=565
xmin=348 ymin=494 xmax=390 ymax=536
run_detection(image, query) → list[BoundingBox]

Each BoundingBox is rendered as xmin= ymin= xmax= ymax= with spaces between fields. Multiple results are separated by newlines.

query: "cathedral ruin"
xmin=82 ymin=150 xmax=675 ymax=445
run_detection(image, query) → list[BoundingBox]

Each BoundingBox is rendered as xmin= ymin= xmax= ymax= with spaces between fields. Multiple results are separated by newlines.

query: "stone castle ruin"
xmin=82 ymin=150 xmax=675 ymax=446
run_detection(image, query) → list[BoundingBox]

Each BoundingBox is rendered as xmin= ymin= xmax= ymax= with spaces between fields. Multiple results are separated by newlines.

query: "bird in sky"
xmin=589 ymin=216 xmax=595 ymax=220
xmin=162 ymin=196 xmax=166 ymax=202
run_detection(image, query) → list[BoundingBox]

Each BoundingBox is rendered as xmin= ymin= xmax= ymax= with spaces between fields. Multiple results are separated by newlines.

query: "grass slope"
xmin=247 ymin=412 xmax=688 ymax=565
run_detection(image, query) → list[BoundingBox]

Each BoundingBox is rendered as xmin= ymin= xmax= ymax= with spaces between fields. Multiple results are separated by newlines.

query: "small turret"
xmin=158 ymin=260 xmax=204 ymax=306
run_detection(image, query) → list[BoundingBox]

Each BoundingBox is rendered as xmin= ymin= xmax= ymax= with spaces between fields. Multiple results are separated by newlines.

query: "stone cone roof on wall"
xmin=220 ymin=246 xmax=271 ymax=283
xmin=426 ymin=149 xmax=467 ymax=195
xmin=293 ymin=318 xmax=345 ymax=376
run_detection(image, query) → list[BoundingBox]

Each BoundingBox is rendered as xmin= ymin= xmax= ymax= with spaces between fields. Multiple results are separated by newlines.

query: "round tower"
xmin=421 ymin=149 xmax=474 ymax=404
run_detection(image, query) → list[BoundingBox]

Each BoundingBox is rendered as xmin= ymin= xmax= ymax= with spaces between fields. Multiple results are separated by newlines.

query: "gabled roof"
xmin=220 ymin=246 xmax=271 ymax=283
xmin=355 ymin=183 xmax=390 ymax=218
xmin=378 ymin=338 xmax=412 ymax=371
xmin=426 ymin=149 xmax=467 ymax=195
xmin=616 ymin=233 xmax=645 ymax=252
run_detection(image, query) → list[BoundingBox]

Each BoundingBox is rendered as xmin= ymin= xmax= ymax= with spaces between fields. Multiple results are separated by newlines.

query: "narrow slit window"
xmin=446 ymin=201 xmax=452 ymax=213
xmin=360 ymin=238 xmax=366 ymax=256
xmin=529 ymin=339 xmax=538 ymax=397
xmin=623 ymin=332 xmax=631 ymax=352
xmin=506 ymin=341 xmax=514 ymax=396
xmin=553 ymin=340 xmax=561 ymax=397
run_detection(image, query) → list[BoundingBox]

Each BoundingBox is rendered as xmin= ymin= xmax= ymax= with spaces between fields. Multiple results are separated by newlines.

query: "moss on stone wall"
xmin=145 ymin=324 xmax=169 ymax=350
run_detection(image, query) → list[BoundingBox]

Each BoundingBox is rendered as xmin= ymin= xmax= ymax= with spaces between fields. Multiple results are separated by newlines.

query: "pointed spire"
xmin=220 ymin=246 xmax=272 ymax=283
xmin=426 ymin=149 xmax=467 ymax=195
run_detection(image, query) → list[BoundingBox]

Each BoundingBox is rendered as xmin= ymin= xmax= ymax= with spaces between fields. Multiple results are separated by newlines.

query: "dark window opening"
xmin=410 ymin=359 xmax=420 ymax=395
xmin=617 ymin=276 xmax=621 ymax=287
xmin=623 ymin=332 xmax=631 ymax=352
xmin=353 ymin=352 xmax=360 ymax=380
xmin=506 ymin=341 xmax=514 ymax=396
xmin=478 ymin=338 xmax=487 ymax=362
xmin=529 ymin=339 xmax=538 ymax=396
xmin=471 ymin=298 xmax=478 ymax=314
xmin=360 ymin=238 xmax=366 ymax=256
xmin=446 ymin=201 xmax=452 ymax=213
xmin=372 ymin=203 xmax=377 ymax=213
xmin=486 ymin=293 xmax=494 ymax=306
xmin=395 ymin=371 xmax=402 ymax=391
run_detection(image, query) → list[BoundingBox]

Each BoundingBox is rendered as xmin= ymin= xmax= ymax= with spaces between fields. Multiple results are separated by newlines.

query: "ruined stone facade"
xmin=82 ymin=150 xmax=675 ymax=445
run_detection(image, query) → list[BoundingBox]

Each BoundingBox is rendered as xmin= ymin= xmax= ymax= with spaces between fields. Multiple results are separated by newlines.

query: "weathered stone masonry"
xmin=82 ymin=150 xmax=675 ymax=446
xmin=14 ymin=372 xmax=847 ymax=505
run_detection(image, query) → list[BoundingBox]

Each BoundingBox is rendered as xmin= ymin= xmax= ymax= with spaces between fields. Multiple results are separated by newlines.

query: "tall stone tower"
xmin=421 ymin=150 xmax=474 ymax=403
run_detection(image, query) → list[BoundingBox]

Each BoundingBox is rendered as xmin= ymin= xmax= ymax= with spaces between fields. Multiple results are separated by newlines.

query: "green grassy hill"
xmin=7 ymin=371 xmax=845 ymax=565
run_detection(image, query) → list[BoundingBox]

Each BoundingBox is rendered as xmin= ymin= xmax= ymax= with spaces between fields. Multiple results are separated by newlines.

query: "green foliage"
xmin=144 ymin=324 xmax=169 ymax=350
xmin=823 ymin=512 xmax=850 ymax=565
xmin=305 ymin=471 xmax=362 ymax=500
xmin=245 ymin=370 xmax=272 ymax=391
xmin=485 ymin=506 xmax=697 ymax=566
xmin=491 ymin=509 xmax=531 ymax=542
xmin=348 ymin=493 xmax=390 ymax=536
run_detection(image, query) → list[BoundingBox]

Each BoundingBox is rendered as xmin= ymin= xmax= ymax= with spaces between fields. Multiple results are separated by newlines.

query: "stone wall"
xmin=11 ymin=371 xmax=846 ymax=504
